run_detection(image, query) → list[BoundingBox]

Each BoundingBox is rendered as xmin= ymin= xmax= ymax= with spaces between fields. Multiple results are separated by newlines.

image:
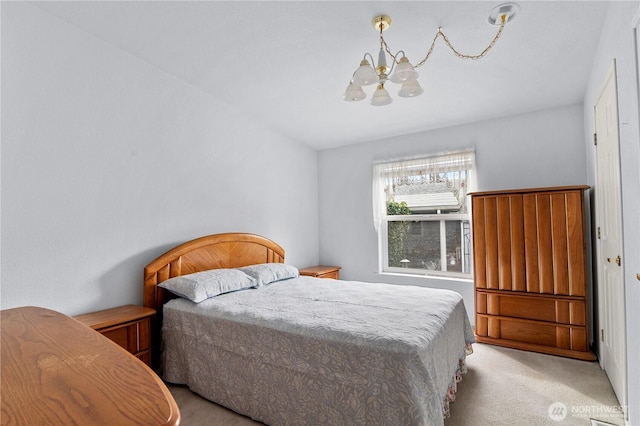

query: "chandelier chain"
xmin=380 ymin=14 xmax=507 ymax=69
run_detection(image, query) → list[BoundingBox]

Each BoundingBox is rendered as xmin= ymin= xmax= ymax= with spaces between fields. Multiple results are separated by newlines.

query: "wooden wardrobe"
xmin=471 ymin=185 xmax=596 ymax=360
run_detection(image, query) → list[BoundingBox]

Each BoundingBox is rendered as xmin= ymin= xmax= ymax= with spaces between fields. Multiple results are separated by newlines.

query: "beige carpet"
xmin=167 ymin=343 xmax=624 ymax=425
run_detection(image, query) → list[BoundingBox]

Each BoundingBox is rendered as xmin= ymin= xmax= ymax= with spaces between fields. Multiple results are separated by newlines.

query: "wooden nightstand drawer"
xmin=299 ymin=265 xmax=341 ymax=280
xmin=101 ymin=326 xmax=130 ymax=350
xmin=74 ymin=305 xmax=155 ymax=367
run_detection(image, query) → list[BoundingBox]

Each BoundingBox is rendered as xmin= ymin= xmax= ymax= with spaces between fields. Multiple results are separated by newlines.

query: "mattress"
xmin=162 ymin=276 xmax=474 ymax=425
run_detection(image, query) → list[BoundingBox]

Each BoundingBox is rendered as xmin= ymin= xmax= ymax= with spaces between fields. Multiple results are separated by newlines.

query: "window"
xmin=373 ymin=150 xmax=476 ymax=278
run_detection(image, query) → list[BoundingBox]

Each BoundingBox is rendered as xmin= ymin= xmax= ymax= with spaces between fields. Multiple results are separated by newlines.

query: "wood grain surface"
xmin=1 ymin=306 xmax=180 ymax=425
xmin=471 ymin=185 xmax=595 ymax=360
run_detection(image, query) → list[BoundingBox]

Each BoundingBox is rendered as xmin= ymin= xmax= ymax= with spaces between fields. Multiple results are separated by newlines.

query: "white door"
xmin=594 ymin=61 xmax=627 ymax=412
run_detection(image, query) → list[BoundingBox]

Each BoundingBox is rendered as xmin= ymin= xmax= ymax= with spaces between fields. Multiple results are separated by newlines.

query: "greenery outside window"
xmin=373 ymin=150 xmax=475 ymax=278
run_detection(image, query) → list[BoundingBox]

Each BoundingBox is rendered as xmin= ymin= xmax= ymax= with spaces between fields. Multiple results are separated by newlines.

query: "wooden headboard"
xmin=143 ymin=232 xmax=285 ymax=313
xmin=143 ymin=232 xmax=285 ymax=366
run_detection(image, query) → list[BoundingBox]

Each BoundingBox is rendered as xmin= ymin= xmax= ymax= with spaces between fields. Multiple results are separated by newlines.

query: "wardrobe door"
xmin=523 ymin=190 xmax=586 ymax=296
xmin=472 ymin=194 xmax=526 ymax=292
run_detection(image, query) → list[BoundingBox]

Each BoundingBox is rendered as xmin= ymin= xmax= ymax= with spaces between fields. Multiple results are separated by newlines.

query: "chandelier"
xmin=343 ymin=3 xmax=520 ymax=106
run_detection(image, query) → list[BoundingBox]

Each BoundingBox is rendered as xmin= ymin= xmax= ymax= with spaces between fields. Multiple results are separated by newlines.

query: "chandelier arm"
xmin=363 ymin=52 xmax=376 ymax=67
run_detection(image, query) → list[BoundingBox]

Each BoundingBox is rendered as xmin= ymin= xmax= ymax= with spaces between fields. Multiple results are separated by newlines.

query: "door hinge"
xmin=597 ymin=227 xmax=601 ymax=239
xmin=600 ymin=329 xmax=604 ymax=342
xmin=594 ymin=133 xmax=598 ymax=146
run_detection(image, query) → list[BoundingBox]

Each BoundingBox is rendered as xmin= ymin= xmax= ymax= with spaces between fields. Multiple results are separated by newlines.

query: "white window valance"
xmin=372 ymin=149 xmax=476 ymax=231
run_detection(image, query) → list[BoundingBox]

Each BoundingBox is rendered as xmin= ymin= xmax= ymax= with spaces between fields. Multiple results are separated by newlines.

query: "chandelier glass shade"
xmin=352 ymin=60 xmax=378 ymax=86
xmin=370 ymin=85 xmax=393 ymax=106
xmin=343 ymin=3 xmax=519 ymax=106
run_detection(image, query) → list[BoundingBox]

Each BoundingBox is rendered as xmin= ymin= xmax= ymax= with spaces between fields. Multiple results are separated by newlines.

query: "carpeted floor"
xmin=166 ymin=343 xmax=625 ymax=425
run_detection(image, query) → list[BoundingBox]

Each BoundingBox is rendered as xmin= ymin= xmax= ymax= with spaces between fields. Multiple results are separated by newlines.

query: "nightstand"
xmin=74 ymin=304 xmax=155 ymax=367
xmin=299 ymin=265 xmax=341 ymax=279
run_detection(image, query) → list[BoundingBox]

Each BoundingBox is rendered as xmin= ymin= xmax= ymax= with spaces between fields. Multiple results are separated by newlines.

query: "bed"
xmin=143 ymin=233 xmax=474 ymax=426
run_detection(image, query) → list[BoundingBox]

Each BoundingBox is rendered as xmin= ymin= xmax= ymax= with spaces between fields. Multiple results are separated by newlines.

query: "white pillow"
xmin=159 ymin=269 xmax=257 ymax=303
xmin=238 ymin=263 xmax=299 ymax=286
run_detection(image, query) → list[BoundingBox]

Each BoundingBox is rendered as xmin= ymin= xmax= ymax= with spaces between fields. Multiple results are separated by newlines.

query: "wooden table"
xmin=1 ymin=306 xmax=180 ymax=425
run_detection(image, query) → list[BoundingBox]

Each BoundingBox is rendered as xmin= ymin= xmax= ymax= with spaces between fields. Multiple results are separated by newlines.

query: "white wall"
xmin=0 ymin=3 xmax=320 ymax=315
xmin=582 ymin=2 xmax=640 ymax=423
xmin=318 ymin=104 xmax=587 ymax=323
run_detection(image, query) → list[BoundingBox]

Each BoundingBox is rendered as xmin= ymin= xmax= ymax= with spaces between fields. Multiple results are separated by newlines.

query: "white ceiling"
xmin=33 ymin=1 xmax=609 ymax=150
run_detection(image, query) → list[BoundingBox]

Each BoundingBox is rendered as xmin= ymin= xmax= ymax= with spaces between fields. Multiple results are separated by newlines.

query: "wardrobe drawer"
xmin=476 ymin=291 xmax=585 ymax=325
xmin=476 ymin=314 xmax=588 ymax=352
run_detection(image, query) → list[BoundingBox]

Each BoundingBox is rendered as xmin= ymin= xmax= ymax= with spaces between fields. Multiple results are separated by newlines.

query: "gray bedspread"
xmin=162 ymin=276 xmax=475 ymax=426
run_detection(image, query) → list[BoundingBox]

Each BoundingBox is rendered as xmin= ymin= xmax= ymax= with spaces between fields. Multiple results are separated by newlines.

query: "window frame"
xmin=373 ymin=149 xmax=476 ymax=279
